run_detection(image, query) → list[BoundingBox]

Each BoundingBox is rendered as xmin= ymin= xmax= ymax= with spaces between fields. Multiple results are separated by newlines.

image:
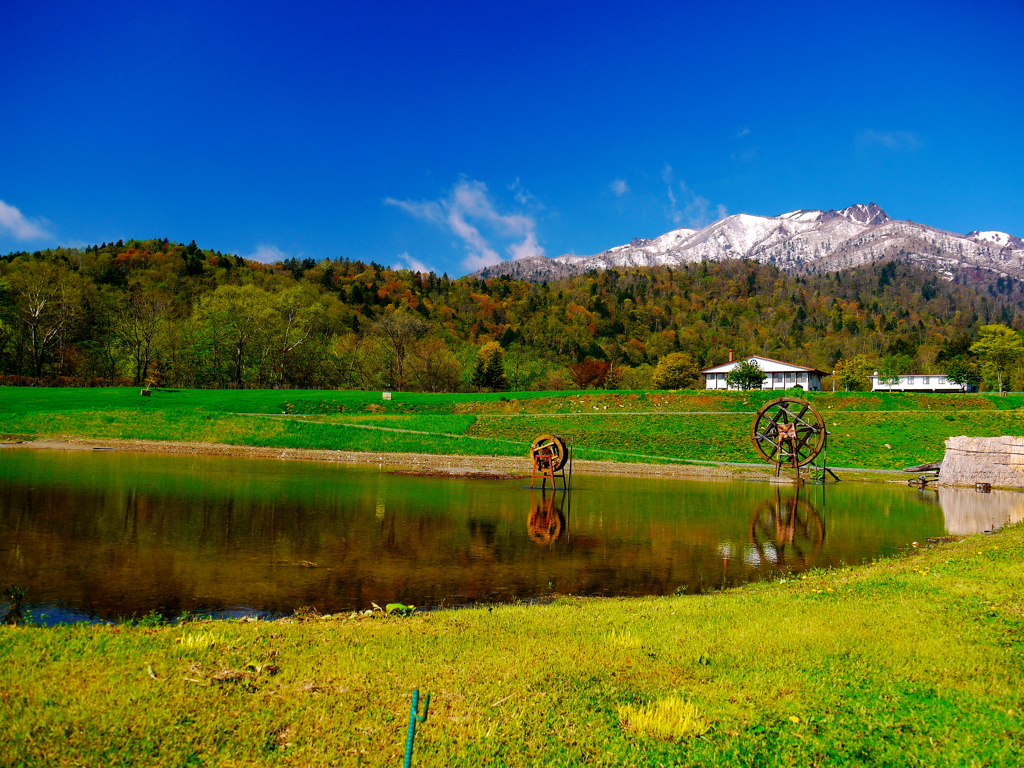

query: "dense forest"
xmin=1 ymin=238 xmax=1021 ymax=391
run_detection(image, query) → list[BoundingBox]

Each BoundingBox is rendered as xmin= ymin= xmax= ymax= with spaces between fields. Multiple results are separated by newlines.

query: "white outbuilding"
xmin=701 ymin=353 xmax=828 ymax=391
xmin=869 ymin=373 xmax=977 ymax=393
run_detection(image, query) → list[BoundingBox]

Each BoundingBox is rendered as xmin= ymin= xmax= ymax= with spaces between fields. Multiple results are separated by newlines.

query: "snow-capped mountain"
xmin=475 ymin=204 xmax=1024 ymax=285
xmin=965 ymin=230 xmax=1024 ymax=249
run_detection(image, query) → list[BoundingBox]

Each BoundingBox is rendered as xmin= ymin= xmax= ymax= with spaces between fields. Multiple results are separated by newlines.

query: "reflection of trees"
xmin=527 ymin=490 xmax=567 ymax=545
xmin=748 ymin=489 xmax=825 ymax=569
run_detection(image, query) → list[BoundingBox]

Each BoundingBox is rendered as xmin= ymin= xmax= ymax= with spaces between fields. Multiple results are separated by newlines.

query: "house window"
xmin=906 ymin=377 xmax=915 ymax=385
xmin=922 ymin=376 xmax=930 ymax=385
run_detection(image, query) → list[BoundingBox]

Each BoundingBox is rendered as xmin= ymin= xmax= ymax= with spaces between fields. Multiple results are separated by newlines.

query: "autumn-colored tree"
xmin=4 ymin=240 xmax=1024 ymax=392
xmin=568 ymin=357 xmax=611 ymax=389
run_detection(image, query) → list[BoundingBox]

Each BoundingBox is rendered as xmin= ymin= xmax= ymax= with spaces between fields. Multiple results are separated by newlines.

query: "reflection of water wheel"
xmin=749 ymin=491 xmax=825 ymax=568
xmin=751 ymin=397 xmax=827 ymax=469
xmin=528 ymin=492 xmax=564 ymax=545
xmin=531 ymin=434 xmax=568 ymax=472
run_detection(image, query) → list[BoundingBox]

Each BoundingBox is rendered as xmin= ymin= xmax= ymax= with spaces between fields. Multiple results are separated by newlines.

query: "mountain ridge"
xmin=475 ymin=204 xmax=1024 ymax=287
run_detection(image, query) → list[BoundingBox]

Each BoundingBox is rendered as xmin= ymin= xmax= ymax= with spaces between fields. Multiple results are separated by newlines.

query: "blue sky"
xmin=2 ymin=0 xmax=1022 ymax=277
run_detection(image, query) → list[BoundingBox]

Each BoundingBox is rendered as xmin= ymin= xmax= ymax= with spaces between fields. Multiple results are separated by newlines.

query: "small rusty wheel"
xmin=528 ymin=498 xmax=564 ymax=544
xmin=531 ymin=434 xmax=568 ymax=472
xmin=751 ymin=397 xmax=826 ymax=469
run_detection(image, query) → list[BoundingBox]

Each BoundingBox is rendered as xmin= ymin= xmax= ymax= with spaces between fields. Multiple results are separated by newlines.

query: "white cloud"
xmin=384 ymin=198 xmax=445 ymax=224
xmin=666 ymin=180 xmax=728 ymax=229
xmin=857 ymin=129 xmax=921 ymax=151
xmin=387 ymin=179 xmax=544 ymax=271
xmin=0 ymin=200 xmax=53 ymax=240
xmin=736 ymin=127 xmax=751 ymax=138
xmin=507 ymin=231 xmax=543 ymax=261
xmin=610 ymin=179 xmax=629 ymax=197
xmin=248 ymin=244 xmax=286 ymax=263
xmin=667 ymin=185 xmax=680 ymax=224
xmin=509 ymin=178 xmax=543 ymax=208
xmin=393 ymin=251 xmax=433 ymax=274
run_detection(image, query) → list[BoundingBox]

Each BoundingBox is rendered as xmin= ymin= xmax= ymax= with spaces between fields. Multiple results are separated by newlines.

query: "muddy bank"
xmin=4 ymin=437 xmax=785 ymax=481
xmin=5 ymin=437 xmax=905 ymax=483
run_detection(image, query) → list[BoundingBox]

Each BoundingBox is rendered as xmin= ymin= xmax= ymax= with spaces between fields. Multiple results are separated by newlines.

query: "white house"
xmin=701 ymin=353 xmax=828 ymax=391
xmin=869 ymin=373 xmax=977 ymax=393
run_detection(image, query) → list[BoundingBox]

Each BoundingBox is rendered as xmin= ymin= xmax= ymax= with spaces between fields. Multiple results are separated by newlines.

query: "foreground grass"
xmin=2 ymin=525 xmax=1022 ymax=767
xmin=4 ymin=387 xmax=1024 ymax=468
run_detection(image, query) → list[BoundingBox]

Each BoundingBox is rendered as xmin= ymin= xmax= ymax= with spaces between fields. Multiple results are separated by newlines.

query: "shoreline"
xmin=4 ymin=436 xmax=904 ymax=483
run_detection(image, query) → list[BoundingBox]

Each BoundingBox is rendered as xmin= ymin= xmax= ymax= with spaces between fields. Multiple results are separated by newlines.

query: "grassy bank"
xmin=2 ymin=524 xmax=1022 ymax=767
xmin=4 ymin=387 xmax=1024 ymax=469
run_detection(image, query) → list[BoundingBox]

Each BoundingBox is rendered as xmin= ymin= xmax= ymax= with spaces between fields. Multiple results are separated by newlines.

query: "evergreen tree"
xmin=471 ymin=342 xmax=509 ymax=391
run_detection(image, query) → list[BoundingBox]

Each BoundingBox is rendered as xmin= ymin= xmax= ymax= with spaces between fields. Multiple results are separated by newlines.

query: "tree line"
xmin=1 ymin=238 xmax=1022 ymax=392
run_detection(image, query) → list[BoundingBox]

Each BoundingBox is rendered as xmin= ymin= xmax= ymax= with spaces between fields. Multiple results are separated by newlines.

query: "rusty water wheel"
xmin=751 ymin=397 xmax=826 ymax=469
xmin=531 ymin=434 xmax=568 ymax=472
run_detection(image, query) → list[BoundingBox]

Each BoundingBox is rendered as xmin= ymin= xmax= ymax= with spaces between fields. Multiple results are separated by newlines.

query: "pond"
xmin=1 ymin=448 xmax=1021 ymax=624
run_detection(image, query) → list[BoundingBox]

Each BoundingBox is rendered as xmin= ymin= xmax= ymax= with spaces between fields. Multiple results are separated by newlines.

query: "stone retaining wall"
xmin=939 ymin=436 xmax=1024 ymax=488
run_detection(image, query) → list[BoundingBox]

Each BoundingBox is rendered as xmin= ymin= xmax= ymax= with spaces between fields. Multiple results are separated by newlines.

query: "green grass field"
xmin=2 ymin=523 xmax=1021 ymax=767
xmin=4 ymin=386 xmax=1024 ymax=469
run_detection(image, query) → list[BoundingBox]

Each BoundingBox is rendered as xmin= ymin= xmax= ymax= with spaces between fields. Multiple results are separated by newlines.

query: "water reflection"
xmin=0 ymin=448 xmax=1015 ymax=623
xmin=932 ymin=487 xmax=1024 ymax=534
xmin=747 ymin=489 xmax=825 ymax=568
xmin=527 ymin=489 xmax=568 ymax=545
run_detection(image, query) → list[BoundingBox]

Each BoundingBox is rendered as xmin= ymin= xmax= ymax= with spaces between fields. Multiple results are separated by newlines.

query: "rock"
xmin=938 ymin=436 xmax=1024 ymax=488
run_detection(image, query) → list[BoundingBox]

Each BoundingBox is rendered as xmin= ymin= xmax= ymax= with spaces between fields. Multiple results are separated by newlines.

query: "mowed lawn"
xmin=4 ymin=387 xmax=1024 ymax=469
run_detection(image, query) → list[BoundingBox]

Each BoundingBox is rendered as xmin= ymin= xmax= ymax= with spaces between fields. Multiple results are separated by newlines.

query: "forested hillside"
xmin=1 ymin=239 xmax=1020 ymax=391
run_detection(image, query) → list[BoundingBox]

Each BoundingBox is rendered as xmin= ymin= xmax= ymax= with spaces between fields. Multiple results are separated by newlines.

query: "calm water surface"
xmin=1 ymin=447 xmax=1021 ymax=624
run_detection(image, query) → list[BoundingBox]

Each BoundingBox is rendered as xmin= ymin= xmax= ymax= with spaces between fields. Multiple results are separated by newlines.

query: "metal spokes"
xmin=530 ymin=434 xmax=568 ymax=472
xmin=751 ymin=397 xmax=827 ymax=469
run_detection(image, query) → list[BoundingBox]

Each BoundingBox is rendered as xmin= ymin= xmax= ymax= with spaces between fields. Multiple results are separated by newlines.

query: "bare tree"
xmin=4 ymin=260 xmax=85 ymax=377
xmin=118 ymin=287 xmax=171 ymax=384
xmin=408 ymin=337 xmax=463 ymax=392
xmin=370 ymin=310 xmax=428 ymax=390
